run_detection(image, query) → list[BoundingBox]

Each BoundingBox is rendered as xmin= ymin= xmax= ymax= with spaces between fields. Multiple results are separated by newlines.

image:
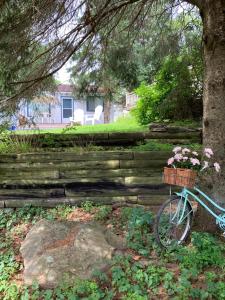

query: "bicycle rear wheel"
xmin=154 ymin=196 xmax=193 ymax=248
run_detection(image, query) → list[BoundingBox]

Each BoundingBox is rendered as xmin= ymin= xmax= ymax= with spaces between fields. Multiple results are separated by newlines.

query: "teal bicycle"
xmin=154 ymin=183 xmax=225 ymax=248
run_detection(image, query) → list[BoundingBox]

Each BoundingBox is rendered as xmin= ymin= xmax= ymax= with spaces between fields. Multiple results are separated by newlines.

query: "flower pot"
xmin=164 ymin=167 xmax=197 ymax=188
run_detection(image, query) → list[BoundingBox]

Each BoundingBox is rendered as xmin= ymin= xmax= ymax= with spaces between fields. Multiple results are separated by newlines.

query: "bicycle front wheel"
xmin=154 ymin=196 xmax=193 ymax=248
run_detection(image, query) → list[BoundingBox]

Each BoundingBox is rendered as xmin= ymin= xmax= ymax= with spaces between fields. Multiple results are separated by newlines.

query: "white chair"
xmin=70 ymin=108 xmax=84 ymax=125
xmin=85 ymin=105 xmax=103 ymax=125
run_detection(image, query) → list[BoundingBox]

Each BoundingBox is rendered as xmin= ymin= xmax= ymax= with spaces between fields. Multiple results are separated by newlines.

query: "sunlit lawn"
xmin=15 ymin=115 xmax=148 ymax=134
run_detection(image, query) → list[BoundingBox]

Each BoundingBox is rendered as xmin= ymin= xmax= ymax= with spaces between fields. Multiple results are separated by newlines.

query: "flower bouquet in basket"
xmin=164 ymin=147 xmax=220 ymax=188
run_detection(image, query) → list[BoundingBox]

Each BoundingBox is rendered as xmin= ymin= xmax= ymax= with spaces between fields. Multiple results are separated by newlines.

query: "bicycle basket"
xmin=164 ymin=167 xmax=197 ymax=188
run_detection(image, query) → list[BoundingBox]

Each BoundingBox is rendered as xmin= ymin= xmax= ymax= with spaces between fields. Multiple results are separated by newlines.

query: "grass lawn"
xmin=15 ymin=115 xmax=148 ymax=134
xmin=1 ymin=204 xmax=225 ymax=299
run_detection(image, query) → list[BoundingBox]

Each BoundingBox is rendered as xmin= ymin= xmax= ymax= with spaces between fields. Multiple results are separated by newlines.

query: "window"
xmin=86 ymin=96 xmax=104 ymax=112
xmin=63 ymin=98 xmax=72 ymax=118
xmin=86 ymin=97 xmax=95 ymax=112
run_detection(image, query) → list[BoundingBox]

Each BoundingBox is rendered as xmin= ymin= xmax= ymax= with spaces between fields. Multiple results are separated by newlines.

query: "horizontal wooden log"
xmin=4 ymin=198 xmax=70 ymax=208
xmin=145 ymin=131 xmax=201 ymax=139
xmin=108 ymin=132 xmax=145 ymax=140
xmin=124 ymin=176 xmax=162 ymax=185
xmin=3 ymin=195 xmax=167 ymax=208
xmin=12 ymin=133 xmax=109 ymax=142
xmin=0 ymin=151 xmax=171 ymax=163
xmin=149 ymin=138 xmax=201 ymax=145
xmin=15 ymin=151 xmax=134 ymax=162
xmin=3 ymin=197 xmax=127 ymax=208
xmin=60 ymin=168 xmax=162 ymax=179
xmin=93 ymin=139 xmax=140 ymax=146
xmin=65 ymin=184 xmax=169 ymax=197
xmin=0 ymin=160 xmax=120 ymax=170
xmin=0 ymin=176 xmax=163 ymax=188
xmin=120 ymin=160 xmax=165 ymax=169
xmin=0 ymin=154 xmax=17 ymax=163
xmin=0 ymin=188 xmax=65 ymax=198
xmin=0 ymin=170 xmax=59 ymax=181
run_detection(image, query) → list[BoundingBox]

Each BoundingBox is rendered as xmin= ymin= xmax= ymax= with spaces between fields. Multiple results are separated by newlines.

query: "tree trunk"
xmin=195 ymin=0 xmax=225 ymax=232
xmin=104 ymin=96 xmax=111 ymax=124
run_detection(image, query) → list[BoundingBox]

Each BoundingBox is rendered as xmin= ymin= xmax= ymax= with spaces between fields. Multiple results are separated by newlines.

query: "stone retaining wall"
xmin=0 ymin=151 xmax=179 ymax=208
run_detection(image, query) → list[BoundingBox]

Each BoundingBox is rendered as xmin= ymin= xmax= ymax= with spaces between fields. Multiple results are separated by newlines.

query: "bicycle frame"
xmin=175 ymin=186 xmax=225 ymax=225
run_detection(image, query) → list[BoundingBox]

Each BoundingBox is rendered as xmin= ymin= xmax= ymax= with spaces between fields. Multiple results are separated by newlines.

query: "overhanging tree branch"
xmin=0 ymin=0 xmax=201 ymax=107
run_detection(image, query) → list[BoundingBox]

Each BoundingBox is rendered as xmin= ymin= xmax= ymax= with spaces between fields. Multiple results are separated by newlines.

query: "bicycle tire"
xmin=154 ymin=196 xmax=193 ymax=249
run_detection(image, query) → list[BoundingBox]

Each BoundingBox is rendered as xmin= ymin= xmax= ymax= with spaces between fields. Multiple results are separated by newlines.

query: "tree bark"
xmin=104 ymin=95 xmax=111 ymax=124
xmin=194 ymin=0 xmax=225 ymax=232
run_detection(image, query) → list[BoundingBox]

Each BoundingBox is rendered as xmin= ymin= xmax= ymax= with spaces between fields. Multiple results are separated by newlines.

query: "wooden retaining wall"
xmin=8 ymin=131 xmax=201 ymax=148
xmin=0 ymin=151 xmax=177 ymax=208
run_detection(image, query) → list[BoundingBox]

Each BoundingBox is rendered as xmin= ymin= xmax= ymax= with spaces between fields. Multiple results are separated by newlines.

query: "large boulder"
xmin=20 ymin=219 xmax=126 ymax=288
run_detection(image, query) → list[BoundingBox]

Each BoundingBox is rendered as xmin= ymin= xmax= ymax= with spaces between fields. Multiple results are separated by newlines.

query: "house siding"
xmin=16 ymin=85 xmax=125 ymax=126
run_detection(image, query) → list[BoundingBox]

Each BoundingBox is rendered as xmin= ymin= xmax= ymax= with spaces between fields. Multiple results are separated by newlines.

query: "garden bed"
xmin=1 ymin=204 xmax=225 ymax=299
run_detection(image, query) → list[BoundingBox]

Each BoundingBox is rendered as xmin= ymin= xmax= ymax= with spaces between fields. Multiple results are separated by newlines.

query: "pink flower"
xmin=190 ymin=158 xmax=200 ymax=166
xmin=205 ymin=153 xmax=211 ymax=159
xmin=192 ymin=151 xmax=198 ymax=156
xmin=182 ymin=148 xmax=191 ymax=154
xmin=167 ymin=157 xmax=175 ymax=165
xmin=204 ymin=148 xmax=214 ymax=156
xmin=183 ymin=156 xmax=188 ymax=161
xmin=214 ymin=162 xmax=221 ymax=172
xmin=174 ymin=153 xmax=183 ymax=161
xmin=173 ymin=146 xmax=182 ymax=153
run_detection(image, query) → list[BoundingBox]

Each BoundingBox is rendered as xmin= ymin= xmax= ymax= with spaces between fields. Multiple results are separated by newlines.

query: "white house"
xmin=16 ymin=84 xmax=134 ymax=129
xmin=19 ymin=84 xmax=108 ymax=126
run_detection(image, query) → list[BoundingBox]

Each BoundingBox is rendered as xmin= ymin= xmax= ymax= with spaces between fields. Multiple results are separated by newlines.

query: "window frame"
xmin=86 ymin=96 xmax=95 ymax=112
xmin=62 ymin=97 xmax=73 ymax=119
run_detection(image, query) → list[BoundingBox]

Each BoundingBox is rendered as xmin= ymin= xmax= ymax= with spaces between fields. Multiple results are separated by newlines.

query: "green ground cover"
xmin=15 ymin=115 xmax=148 ymax=135
xmin=1 ymin=204 xmax=225 ymax=300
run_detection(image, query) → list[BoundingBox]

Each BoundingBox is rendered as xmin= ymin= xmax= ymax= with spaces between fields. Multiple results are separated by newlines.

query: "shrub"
xmin=133 ymin=55 xmax=202 ymax=125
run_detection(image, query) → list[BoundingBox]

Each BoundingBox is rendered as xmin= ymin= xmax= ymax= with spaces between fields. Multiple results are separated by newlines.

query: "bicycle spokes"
xmin=155 ymin=197 xmax=193 ymax=248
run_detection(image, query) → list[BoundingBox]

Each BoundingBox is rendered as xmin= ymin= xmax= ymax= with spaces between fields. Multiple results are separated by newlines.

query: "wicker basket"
xmin=164 ymin=167 xmax=197 ymax=188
